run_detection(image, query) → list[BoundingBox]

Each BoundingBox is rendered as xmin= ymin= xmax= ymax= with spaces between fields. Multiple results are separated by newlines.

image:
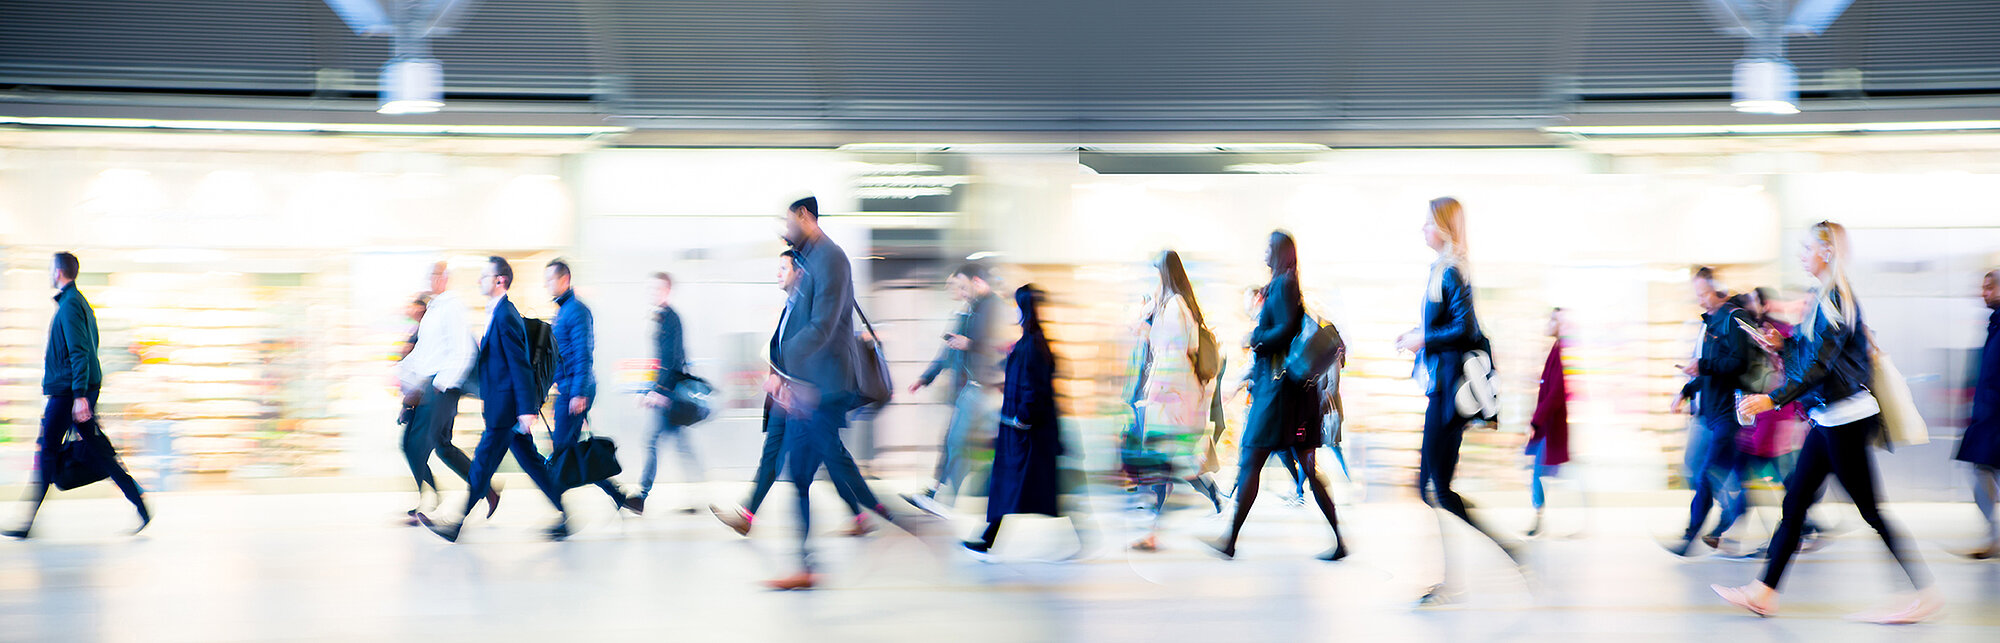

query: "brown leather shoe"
xmin=764 ymin=572 xmax=816 ymax=591
xmin=711 ymin=504 xmax=752 ymax=537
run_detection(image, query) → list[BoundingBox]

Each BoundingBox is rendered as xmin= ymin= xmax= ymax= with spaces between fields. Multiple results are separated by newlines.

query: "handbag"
xmin=51 ymin=427 xmax=112 ymax=491
xmin=851 ymin=305 xmax=894 ymax=411
xmin=1869 ymin=347 xmax=1929 ymax=449
xmin=1455 ymin=337 xmax=1501 ymax=427
xmin=666 ymin=375 xmax=715 ymax=426
xmin=548 ymin=419 xmax=623 ymax=489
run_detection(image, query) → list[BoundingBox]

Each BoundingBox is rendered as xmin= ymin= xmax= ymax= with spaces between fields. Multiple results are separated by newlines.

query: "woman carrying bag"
xmin=1203 ymin=231 xmax=1346 ymax=562
xmin=1713 ymin=221 xmax=1939 ymax=624
xmin=1394 ymin=197 xmax=1525 ymax=606
xmin=1126 ymin=250 xmax=1226 ymax=552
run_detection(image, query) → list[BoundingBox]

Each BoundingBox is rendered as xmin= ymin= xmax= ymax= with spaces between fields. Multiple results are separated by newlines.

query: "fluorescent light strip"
xmin=0 ymin=116 xmax=628 ymax=136
xmin=1545 ymin=120 xmax=2000 ymax=136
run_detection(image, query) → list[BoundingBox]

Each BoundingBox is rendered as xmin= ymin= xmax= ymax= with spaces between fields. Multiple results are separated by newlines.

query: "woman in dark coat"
xmin=1203 ymin=231 xmax=1346 ymax=561
xmin=966 ymin=284 xmax=1065 ymax=554
xmin=1394 ymin=197 xmax=1523 ymax=606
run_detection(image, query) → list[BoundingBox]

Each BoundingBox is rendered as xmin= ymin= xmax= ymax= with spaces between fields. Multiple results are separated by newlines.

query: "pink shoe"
xmin=1711 ymin=584 xmax=1776 ymax=618
xmin=1853 ymin=593 xmax=1942 ymax=625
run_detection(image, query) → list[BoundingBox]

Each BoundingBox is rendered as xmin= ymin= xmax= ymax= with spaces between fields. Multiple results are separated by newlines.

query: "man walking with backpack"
xmin=418 ymin=256 xmax=572 ymax=542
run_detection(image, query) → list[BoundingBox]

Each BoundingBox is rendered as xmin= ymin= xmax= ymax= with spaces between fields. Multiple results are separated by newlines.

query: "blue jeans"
xmin=1526 ymin=438 xmax=1559 ymax=510
xmin=784 ymin=394 xmax=884 ymax=570
xmin=637 ymin=408 xmax=704 ymax=499
xmin=930 ymin=385 xmax=992 ymax=503
xmin=1683 ymin=415 xmax=1747 ymax=540
xmin=551 ymin=398 xmax=624 ymax=503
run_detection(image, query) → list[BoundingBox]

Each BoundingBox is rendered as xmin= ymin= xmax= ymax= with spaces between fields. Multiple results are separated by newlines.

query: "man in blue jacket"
xmin=1668 ymin=268 xmax=1756 ymax=556
xmin=764 ymin=197 xmax=897 ymax=590
xmin=1961 ymin=269 xmax=2000 ymax=559
xmin=5 ymin=252 xmax=149 ymax=538
xmin=544 ymin=259 xmax=642 ymax=513
xmin=419 ymin=257 xmax=571 ymax=542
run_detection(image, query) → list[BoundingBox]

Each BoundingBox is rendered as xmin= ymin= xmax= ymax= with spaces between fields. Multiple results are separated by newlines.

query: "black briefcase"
xmin=551 ymin=432 xmax=622 ymax=490
xmin=51 ymin=428 xmax=112 ymax=491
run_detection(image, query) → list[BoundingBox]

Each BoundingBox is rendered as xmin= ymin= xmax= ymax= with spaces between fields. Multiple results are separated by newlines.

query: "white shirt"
xmin=398 ymin=290 xmax=475 ymax=392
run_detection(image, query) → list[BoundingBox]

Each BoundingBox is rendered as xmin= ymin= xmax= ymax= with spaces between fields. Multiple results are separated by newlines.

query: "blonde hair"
xmin=1429 ymin=197 xmax=1470 ymax=265
xmin=1810 ymin=220 xmax=1859 ymax=324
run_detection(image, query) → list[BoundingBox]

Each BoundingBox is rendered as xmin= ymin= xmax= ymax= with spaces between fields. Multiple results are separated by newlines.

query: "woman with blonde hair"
xmin=1713 ymin=221 xmax=1938 ymax=623
xmin=1395 ymin=197 xmax=1524 ymax=606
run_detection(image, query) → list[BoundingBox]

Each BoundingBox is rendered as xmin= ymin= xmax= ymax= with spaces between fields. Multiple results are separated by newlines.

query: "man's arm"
xmin=61 ymin=301 xmax=93 ymax=394
xmin=497 ymin=309 xmax=540 ymax=416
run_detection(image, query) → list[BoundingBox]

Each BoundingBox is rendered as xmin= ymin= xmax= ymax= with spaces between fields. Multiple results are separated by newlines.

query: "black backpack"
xmin=522 ymin=317 xmax=560 ymax=406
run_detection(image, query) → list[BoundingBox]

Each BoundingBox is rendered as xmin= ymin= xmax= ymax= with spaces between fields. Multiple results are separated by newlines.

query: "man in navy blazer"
xmin=419 ymin=256 xmax=571 ymax=542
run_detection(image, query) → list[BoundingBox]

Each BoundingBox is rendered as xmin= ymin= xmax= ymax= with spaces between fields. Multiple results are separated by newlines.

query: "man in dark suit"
xmin=418 ymin=256 xmax=571 ymax=542
xmin=5 ymin=252 xmax=149 ymax=538
xmin=764 ymin=197 xmax=895 ymax=590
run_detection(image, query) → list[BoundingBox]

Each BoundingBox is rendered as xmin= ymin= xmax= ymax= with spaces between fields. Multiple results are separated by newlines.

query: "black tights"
xmin=1760 ymin=416 xmax=1929 ymax=590
xmin=1219 ymin=445 xmax=1342 ymax=551
xmin=1420 ymin=391 xmax=1513 ymax=558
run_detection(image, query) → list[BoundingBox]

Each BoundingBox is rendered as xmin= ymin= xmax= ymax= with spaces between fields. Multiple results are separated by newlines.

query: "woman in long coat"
xmin=1203 ymin=231 xmax=1345 ymax=561
xmin=966 ymin=284 xmax=1065 ymax=554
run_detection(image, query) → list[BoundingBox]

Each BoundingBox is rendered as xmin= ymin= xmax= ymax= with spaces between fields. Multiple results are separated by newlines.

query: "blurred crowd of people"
xmin=9 ymin=195 xmax=2000 ymax=624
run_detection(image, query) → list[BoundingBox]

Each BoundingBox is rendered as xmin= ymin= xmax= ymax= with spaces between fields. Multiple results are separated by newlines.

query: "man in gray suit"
xmin=764 ymin=196 xmax=894 ymax=590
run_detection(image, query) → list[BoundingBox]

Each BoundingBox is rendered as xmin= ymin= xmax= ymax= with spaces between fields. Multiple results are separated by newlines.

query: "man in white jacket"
xmin=396 ymin=261 xmax=498 ymax=523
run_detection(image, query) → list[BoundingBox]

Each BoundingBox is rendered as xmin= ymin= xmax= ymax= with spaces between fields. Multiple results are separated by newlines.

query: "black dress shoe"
xmin=622 ymin=495 xmax=646 ymax=515
xmin=484 ymin=489 xmax=503 ymax=519
xmin=1316 ymin=543 xmax=1349 ymax=562
xmin=2 ymin=527 xmax=28 ymax=540
xmin=546 ymin=522 xmax=570 ymax=541
xmin=1200 ymin=537 xmax=1236 ymax=560
xmin=415 ymin=513 xmax=459 ymax=543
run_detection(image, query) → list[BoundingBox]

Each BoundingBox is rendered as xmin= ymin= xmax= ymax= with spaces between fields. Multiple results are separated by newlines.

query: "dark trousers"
xmin=745 ymin=412 xmax=863 ymax=516
xmin=1419 ymin=390 xmax=1509 ymax=549
xmin=458 ymin=407 xmax=567 ymax=519
xmin=403 ymin=387 xmax=473 ymax=501
xmin=20 ymin=390 xmax=145 ymax=528
xmin=551 ymin=398 xmax=624 ymax=503
xmin=1684 ymin=414 xmax=1748 ymax=540
xmin=1220 ymin=445 xmax=1341 ymax=549
xmin=783 ymin=395 xmax=884 ymax=571
xmin=1760 ymin=416 xmax=1930 ymax=590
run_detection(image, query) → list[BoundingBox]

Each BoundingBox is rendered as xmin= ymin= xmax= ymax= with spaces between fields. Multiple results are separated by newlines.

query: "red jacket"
xmin=1528 ymin=341 xmax=1570 ymax=466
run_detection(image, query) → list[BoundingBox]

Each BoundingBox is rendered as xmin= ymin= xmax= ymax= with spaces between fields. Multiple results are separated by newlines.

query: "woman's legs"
xmin=1217 ymin=447 xmax=1275 ymax=553
xmin=1760 ymin=426 xmax=1836 ymax=589
xmin=1293 ymin=446 xmax=1344 ymax=555
xmin=1823 ymin=419 xmax=1931 ymax=590
xmin=1974 ymin=465 xmax=1999 ymax=548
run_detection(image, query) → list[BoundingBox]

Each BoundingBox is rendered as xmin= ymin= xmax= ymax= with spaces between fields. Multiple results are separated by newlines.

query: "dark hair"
xmin=1267 ymin=231 xmax=1298 ymax=276
xmin=488 ymin=256 xmax=514 ymax=289
xmin=546 ymin=258 xmax=572 ymax=280
xmin=1727 ymin=292 xmax=1754 ymax=313
xmin=412 ymin=295 xmax=430 ymax=308
xmin=653 ymin=271 xmax=674 ymax=286
xmin=780 ymin=249 xmax=802 ymax=266
xmin=1155 ymin=250 xmax=1205 ymax=327
xmin=1015 ymin=284 xmax=1052 ymax=360
xmin=1754 ymin=286 xmax=1777 ymax=305
xmin=789 ymin=197 xmax=819 ymax=219
xmin=951 ymin=262 xmax=990 ymax=283
xmin=1693 ymin=266 xmax=1715 ymax=281
xmin=53 ymin=252 xmax=80 ymax=280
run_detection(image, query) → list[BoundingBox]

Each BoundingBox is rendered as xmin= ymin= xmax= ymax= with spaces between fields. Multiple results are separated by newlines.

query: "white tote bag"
xmin=1869 ymin=348 xmax=1930 ymax=448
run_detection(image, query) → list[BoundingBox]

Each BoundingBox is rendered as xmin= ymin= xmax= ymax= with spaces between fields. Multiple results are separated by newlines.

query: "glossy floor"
xmin=1 ymin=483 xmax=1997 ymax=642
